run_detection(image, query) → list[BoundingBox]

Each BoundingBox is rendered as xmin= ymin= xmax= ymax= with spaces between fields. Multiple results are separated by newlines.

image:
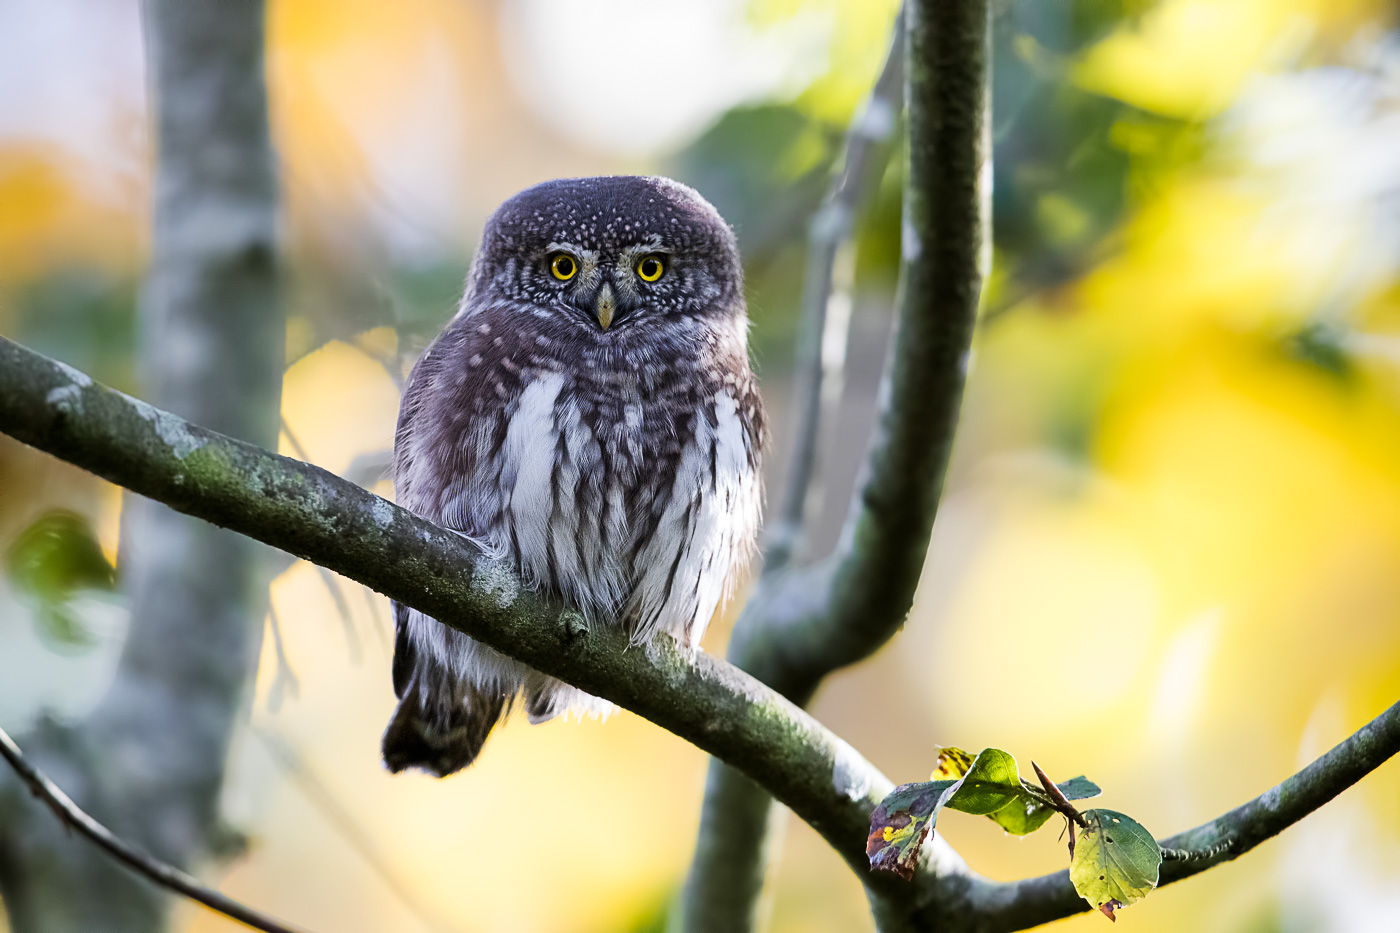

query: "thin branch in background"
xmin=343 ymin=447 xmax=395 ymax=653
xmin=0 ymin=726 xmax=309 ymax=933
xmin=251 ymin=726 xmax=460 ymax=933
xmin=351 ymin=324 xmax=408 ymax=392
xmin=265 ymin=606 xmax=300 ymax=714
xmin=314 ymin=563 xmax=362 ymax=663
xmin=764 ymin=10 xmax=906 ymax=572
xmin=280 ymin=418 xmax=365 ymax=662
xmin=278 ymin=417 xmax=311 ymax=462
xmin=343 ymin=448 xmax=393 ymax=490
xmin=361 ymin=582 xmax=392 ymax=652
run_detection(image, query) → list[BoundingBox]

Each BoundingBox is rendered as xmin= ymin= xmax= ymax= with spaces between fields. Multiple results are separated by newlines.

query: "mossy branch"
xmin=5 ymin=334 xmax=1398 ymax=931
xmin=0 ymin=334 xmax=904 ymax=879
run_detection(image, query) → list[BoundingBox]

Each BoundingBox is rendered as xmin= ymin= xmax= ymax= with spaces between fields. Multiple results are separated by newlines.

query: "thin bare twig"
xmin=265 ymin=605 xmax=300 ymax=713
xmin=0 ymin=725 xmax=309 ymax=933
xmin=251 ymin=727 xmax=460 ymax=933
xmin=1030 ymin=760 xmax=1087 ymax=828
xmin=361 ymin=583 xmax=392 ymax=652
xmin=314 ymin=564 xmax=362 ymax=662
xmin=343 ymin=448 xmax=393 ymax=490
xmin=764 ymin=10 xmax=906 ymax=572
xmin=280 ymin=420 xmax=364 ymax=660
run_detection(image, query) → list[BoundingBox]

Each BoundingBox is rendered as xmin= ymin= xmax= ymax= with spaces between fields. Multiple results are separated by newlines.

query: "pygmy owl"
xmin=383 ymin=176 xmax=766 ymax=776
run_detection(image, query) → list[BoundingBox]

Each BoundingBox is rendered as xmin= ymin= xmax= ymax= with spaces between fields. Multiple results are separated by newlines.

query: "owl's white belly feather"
xmin=402 ymin=369 xmax=760 ymax=722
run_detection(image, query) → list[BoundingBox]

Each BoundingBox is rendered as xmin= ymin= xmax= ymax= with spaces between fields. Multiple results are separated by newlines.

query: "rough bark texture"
xmin=0 ymin=2 xmax=281 ymax=929
xmin=682 ymin=2 xmax=990 ymax=928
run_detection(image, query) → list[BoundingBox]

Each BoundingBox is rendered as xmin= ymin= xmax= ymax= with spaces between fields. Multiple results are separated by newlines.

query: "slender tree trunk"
xmin=0 ymin=2 xmax=281 ymax=929
xmin=680 ymin=1 xmax=990 ymax=928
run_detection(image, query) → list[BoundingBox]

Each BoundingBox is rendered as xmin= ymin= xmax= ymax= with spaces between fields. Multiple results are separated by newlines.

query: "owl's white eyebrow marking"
xmin=619 ymin=239 xmax=667 ymax=262
xmin=545 ymin=242 xmax=598 ymax=264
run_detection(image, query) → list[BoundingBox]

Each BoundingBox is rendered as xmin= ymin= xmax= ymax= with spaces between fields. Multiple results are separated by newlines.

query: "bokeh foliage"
xmin=3 ymin=0 xmax=1400 ymax=931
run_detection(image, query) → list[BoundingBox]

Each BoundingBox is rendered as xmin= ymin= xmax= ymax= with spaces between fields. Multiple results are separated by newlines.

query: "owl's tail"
xmin=381 ymin=667 xmax=506 ymax=777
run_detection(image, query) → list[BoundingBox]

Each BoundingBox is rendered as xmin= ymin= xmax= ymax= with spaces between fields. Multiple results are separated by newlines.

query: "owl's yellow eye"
xmin=550 ymin=253 xmax=578 ymax=281
xmin=636 ymin=255 xmax=665 ymax=282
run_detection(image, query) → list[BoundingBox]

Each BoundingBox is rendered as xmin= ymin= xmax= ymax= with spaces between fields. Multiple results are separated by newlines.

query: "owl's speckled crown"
xmin=481 ymin=175 xmax=738 ymax=260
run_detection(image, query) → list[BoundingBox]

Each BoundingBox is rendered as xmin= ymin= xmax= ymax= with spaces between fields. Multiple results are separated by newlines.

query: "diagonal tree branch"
xmin=770 ymin=0 xmax=990 ymax=693
xmin=0 ymin=334 xmax=954 ymax=887
xmin=4 ymin=341 xmax=1396 ymax=933
xmin=764 ymin=8 xmax=906 ymax=573
xmin=249 ymin=727 xmax=459 ymax=933
xmin=681 ymin=16 xmax=910 ymax=929
xmin=683 ymin=3 xmax=990 ymax=928
xmin=956 ymin=696 xmax=1400 ymax=932
xmin=0 ymin=726 xmax=306 ymax=933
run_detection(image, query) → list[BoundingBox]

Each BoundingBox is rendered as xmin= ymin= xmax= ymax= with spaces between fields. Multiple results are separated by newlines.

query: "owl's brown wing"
xmin=382 ymin=310 xmax=528 ymax=774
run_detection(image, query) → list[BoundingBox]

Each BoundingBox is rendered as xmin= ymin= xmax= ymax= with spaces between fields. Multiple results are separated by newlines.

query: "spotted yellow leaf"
xmin=1069 ymin=809 xmax=1162 ymax=921
xmin=931 ymin=745 xmax=975 ymax=780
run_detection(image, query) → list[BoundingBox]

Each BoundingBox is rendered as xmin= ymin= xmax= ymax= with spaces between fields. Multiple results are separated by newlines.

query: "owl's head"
xmin=468 ymin=176 xmax=744 ymax=336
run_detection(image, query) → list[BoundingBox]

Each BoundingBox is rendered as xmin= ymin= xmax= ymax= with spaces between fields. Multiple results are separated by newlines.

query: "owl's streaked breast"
xmin=399 ymin=311 xmax=762 ymax=649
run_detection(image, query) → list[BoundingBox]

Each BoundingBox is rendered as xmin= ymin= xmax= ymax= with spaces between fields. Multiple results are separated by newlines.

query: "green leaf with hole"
xmin=1069 ymin=809 xmax=1162 ymax=920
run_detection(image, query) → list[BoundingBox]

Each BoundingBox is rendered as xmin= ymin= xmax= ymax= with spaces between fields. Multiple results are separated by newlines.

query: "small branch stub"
xmin=1033 ymin=760 xmax=1088 ymax=828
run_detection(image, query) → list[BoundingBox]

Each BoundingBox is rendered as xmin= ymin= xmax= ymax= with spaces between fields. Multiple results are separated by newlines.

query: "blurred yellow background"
xmin=2 ymin=0 xmax=1400 ymax=931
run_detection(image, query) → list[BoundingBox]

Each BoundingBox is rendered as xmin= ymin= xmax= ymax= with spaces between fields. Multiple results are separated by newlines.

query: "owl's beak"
xmin=595 ymin=281 xmax=616 ymax=330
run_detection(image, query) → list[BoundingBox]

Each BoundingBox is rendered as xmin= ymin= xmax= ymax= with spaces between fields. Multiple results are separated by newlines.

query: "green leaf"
xmin=943 ymin=748 xmax=1024 ymax=816
xmin=1069 ymin=809 xmax=1162 ymax=920
xmin=939 ymin=748 xmax=1102 ymax=836
xmin=6 ymin=510 xmax=115 ymax=599
xmin=5 ymin=510 xmax=115 ymax=649
xmin=1057 ymin=777 xmax=1103 ymax=801
xmin=870 ymin=748 xmax=1106 ymax=877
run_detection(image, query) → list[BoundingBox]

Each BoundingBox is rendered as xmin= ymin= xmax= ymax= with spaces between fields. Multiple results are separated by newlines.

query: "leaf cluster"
xmin=868 ymin=746 xmax=1161 ymax=920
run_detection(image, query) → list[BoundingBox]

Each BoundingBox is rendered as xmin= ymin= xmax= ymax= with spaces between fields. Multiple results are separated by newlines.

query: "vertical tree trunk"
xmin=0 ymin=2 xmax=281 ymax=929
